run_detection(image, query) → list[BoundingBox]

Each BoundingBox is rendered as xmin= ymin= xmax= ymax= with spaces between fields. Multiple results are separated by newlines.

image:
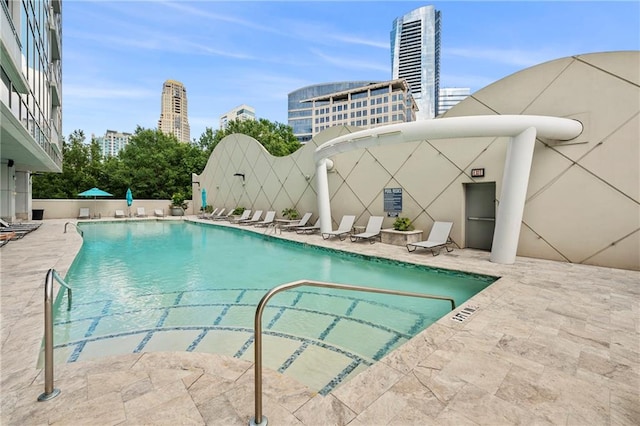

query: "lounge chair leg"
xmin=406 ymin=244 xmax=417 ymax=252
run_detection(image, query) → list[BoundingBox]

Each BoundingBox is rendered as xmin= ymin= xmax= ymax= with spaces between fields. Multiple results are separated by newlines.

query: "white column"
xmin=316 ymin=158 xmax=332 ymax=233
xmin=490 ymin=127 xmax=537 ymax=264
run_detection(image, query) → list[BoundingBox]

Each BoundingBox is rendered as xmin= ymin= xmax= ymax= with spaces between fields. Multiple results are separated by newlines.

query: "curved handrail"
xmin=64 ymin=221 xmax=83 ymax=236
xmin=249 ymin=280 xmax=456 ymax=426
xmin=38 ymin=269 xmax=72 ymax=402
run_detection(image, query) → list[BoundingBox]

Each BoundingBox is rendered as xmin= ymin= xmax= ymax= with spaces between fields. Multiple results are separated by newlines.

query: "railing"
xmin=64 ymin=221 xmax=83 ymax=236
xmin=38 ymin=269 xmax=72 ymax=402
xmin=250 ymin=280 xmax=456 ymax=426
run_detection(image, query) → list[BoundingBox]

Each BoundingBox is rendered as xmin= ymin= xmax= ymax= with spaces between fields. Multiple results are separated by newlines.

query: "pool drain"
xmin=451 ymin=305 xmax=478 ymax=322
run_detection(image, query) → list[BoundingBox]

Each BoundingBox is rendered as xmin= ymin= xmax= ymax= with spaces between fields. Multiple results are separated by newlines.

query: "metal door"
xmin=465 ymin=182 xmax=496 ymax=250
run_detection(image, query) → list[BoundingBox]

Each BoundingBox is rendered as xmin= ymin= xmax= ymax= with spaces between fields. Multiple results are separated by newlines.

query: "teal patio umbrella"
xmin=78 ymin=187 xmax=113 ymax=217
xmin=201 ymin=188 xmax=207 ymax=211
xmin=126 ymin=188 xmax=133 ymax=217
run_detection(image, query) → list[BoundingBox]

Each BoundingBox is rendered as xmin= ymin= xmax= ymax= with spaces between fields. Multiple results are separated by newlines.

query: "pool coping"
xmin=1 ymin=217 xmax=638 ymax=425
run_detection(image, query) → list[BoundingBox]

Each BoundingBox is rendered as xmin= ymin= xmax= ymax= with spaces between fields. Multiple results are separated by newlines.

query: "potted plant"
xmin=393 ymin=217 xmax=414 ymax=231
xmin=170 ymin=192 xmax=189 ymax=216
xmin=282 ymin=208 xmax=300 ymax=220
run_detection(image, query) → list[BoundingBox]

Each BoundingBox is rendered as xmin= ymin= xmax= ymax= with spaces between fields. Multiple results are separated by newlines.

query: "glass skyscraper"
xmin=288 ymin=81 xmax=378 ymax=143
xmin=391 ymin=5 xmax=441 ymax=120
xmin=1 ymin=0 xmax=63 ymax=220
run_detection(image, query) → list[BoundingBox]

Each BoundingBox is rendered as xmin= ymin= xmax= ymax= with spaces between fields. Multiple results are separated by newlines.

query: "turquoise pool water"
xmin=51 ymin=220 xmax=495 ymax=394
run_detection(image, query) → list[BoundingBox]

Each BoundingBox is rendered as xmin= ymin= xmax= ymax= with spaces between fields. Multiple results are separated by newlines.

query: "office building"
xmin=300 ymin=80 xmax=417 ymax=135
xmin=94 ymin=130 xmax=132 ymax=158
xmin=438 ymin=87 xmax=471 ymax=116
xmin=220 ymin=104 xmax=256 ymax=130
xmin=158 ymin=79 xmax=190 ymax=143
xmin=391 ymin=5 xmax=441 ymax=120
xmin=288 ymin=81 xmax=378 ymax=143
xmin=1 ymin=0 xmax=63 ymax=221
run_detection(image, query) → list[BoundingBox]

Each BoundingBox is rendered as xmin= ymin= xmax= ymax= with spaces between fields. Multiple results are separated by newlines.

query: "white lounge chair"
xmin=209 ymin=208 xmax=227 ymax=220
xmin=280 ymin=212 xmax=313 ymax=231
xmin=238 ymin=210 xmax=263 ymax=225
xmin=78 ymin=208 xmax=90 ymax=219
xmin=230 ymin=209 xmax=252 ymax=223
xmin=212 ymin=209 xmax=235 ymax=221
xmin=154 ymin=209 xmax=165 ymax=217
xmin=136 ymin=207 xmax=147 ymax=217
xmin=203 ymin=208 xmax=220 ymax=219
xmin=350 ymin=216 xmax=384 ymax=243
xmin=406 ymin=221 xmax=454 ymax=255
xmin=254 ymin=211 xmax=276 ymax=227
xmin=321 ymin=215 xmax=356 ymax=241
xmin=296 ymin=219 xmax=320 ymax=234
xmin=115 ymin=209 xmax=126 ymax=218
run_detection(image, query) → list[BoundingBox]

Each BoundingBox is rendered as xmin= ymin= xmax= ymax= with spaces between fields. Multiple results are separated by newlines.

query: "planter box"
xmin=380 ymin=228 xmax=423 ymax=246
xmin=170 ymin=207 xmax=184 ymax=216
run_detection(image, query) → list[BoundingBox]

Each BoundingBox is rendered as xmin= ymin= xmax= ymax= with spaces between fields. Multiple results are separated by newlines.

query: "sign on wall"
xmin=384 ymin=188 xmax=402 ymax=217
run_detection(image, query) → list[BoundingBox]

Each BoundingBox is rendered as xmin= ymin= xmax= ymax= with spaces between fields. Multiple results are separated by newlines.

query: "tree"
xmin=116 ymin=127 xmax=208 ymax=200
xmin=201 ymin=118 xmax=301 ymax=157
xmin=32 ymin=130 xmax=97 ymax=198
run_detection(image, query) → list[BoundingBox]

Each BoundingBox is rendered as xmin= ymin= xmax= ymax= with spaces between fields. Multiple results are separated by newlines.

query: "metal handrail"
xmin=249 ymin=280 xmax=456 ymax=426
xmin=64 ymin=221 xmax=83 ymax=236
xmin=38 ymin=269 xmax=72 ymax=402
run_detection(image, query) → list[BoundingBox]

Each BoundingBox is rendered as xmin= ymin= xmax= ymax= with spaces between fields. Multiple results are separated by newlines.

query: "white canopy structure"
xmin=314 ymin=115 xmax=583 ymax=265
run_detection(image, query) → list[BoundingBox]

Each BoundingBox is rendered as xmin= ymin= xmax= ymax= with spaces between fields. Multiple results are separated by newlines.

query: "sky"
xmin=62 ymin=1 xmax=640 ymax=141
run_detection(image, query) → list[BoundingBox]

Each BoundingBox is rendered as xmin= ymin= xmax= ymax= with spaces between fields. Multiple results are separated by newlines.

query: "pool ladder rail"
xmin=249 ymin=279 xmax=456 ymax=426
xmin=64 ymin=221 xmax=83 ymax=236
xmin=38 ymin=268 xmax=72 ymax=402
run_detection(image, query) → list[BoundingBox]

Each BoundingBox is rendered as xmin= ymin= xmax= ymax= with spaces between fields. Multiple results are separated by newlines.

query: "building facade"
xmin=288 ymin=81 xmax=378 ymax=143
xmin=158 ymin=79 xmax=190 ymax=143
xmin=94 ymin=130 xmax=132 ymax=158
xmin=1 ymin=0 xmax=63 ymax=221
xmin=438 ymin=87 xmax=471 ymax=116
xmin=391 ymin=5 xmax=441 ymax=120
xmin=196 ymin=51 xmax=640 ymax=271
xmin=300 ymin=80 xmax=417 ymax=135
xmin=219 ymin=104 xmax=256 ymax=130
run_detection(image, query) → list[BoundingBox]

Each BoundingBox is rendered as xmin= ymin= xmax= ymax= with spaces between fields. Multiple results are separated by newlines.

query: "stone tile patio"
xmin=1 ymin=218 xmax=638 ymax=425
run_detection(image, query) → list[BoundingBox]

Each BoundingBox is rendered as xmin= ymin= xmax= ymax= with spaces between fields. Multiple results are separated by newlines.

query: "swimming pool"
xmin=48 ymin=220 xmax=496 ymax=394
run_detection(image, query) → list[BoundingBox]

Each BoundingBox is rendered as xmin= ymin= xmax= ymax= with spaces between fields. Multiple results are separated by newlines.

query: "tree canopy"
xmin=204 ymin=118 xmax=301 ymax=157
xmin=32 ymin=118 xmax=301 ymax=200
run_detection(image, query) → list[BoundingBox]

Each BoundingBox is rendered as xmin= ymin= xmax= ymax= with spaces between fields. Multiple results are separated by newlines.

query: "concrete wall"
xmin=30 ymin=199 xmax=193 ymax=219
xmin=196 ymin=51 xmax=639 ymax=270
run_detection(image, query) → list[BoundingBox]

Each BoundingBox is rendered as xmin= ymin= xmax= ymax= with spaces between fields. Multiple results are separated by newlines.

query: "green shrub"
xmin=393 ymin=217 xmax=414 ymax=231
xmin=170 ymin=192 xmax=188 ymax=209
xmin=232 ymin=207 xmax=245 ymax=215
xmin=282 ymin=208 xmax=299 ymax=220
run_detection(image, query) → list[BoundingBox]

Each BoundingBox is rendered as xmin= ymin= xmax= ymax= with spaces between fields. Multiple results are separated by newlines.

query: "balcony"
xmin=49 ymin=9 xmax=61 ymax=60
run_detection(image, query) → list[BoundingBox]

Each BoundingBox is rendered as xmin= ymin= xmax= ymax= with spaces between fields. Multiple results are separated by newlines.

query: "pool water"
xmin=48 ymin=221 xmax=495 ymax=394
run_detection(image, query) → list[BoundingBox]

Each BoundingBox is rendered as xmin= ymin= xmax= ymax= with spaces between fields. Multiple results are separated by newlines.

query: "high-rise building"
xmin=438 ymin=87 xmax=471 ymax=116
xmin=158 ymin=79 xmax=190 ymax=143
xmin=94 ymin=130 xmax=132 ymax=158
xmin=391 ymin=5 xmax=441 ymax=120
xmin=300 ymin=79 xmax=417 ymax=136
xmin=1 ymin=0 xmax=63 ymax=221
xmin=220 ymin=104 xmax=256 ymax=130
xmin=288 ymin=81 xmax=379 ymax=143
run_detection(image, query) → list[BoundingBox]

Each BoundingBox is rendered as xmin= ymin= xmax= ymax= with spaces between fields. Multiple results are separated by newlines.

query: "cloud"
xmin=445 ymin=47 xmax=558 ymax=68
xmin=64 ymin=85 xmax=156 ymax=100
xmin=159 ymin=1 xmax=288 ymax=36
xmin=311 ymin=49 xmax=389 ymax=72
xmin=329 ymin=34 xmax=389 ymax=50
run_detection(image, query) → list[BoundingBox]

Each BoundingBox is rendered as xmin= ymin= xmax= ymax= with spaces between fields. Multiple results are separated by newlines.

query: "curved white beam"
xmin=314 ymin=115 xmax=582 ymax=163
xmin=314 ymin=115 xmax=583 ymax=265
